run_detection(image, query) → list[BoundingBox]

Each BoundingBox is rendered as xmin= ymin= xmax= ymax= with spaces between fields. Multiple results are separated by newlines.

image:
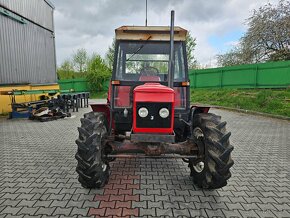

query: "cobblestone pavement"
xmin=0 ymin=107 xmax=289 ymax=218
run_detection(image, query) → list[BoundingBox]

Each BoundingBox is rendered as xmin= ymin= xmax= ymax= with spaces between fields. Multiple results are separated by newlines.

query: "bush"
xmin=57 ymin=70 xmax=86 ymax=80
xmin=86 ymin=55 xmax=111 ymax=92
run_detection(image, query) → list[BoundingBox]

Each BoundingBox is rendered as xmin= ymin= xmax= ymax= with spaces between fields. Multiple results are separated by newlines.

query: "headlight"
xmin=159 ymin=108 xmax=169 ymax=118
xmin=138 ymin=107 xmax=148 ymax=118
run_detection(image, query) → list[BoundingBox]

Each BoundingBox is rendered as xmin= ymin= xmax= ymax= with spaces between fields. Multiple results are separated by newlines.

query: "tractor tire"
xmin=75 ymin=112 xmax=110 ymax=189
xmin=189 ymin=113 xmax=234 ymax=189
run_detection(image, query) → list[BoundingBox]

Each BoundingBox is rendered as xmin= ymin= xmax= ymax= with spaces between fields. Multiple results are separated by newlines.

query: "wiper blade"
xmin=126 ymin=35 xmax=152 ymax=61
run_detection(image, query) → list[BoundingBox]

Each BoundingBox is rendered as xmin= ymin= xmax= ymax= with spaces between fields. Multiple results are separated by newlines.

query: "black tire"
xmin=189 ymin=113 xmax=234 ymax=189
xmin=75 ymin=112 xmax=110 ymax=188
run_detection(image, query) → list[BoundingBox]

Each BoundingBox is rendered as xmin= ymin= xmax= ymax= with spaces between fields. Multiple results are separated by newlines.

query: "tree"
xmin=72 ymin=48 xmax=88 ymax=73
xmin=105 ymin=38 xmax=116 ymax=71
xmin=57 ymin=59 xmax=75 ymax=79
xmin=242 ymin=0 xmax=290 ymax=62
xmin=86 ymin=54 xmax=111 ymax=92
xmin=217 ymin=47 xmax=244 ymax=67
xmin=185 ymin=32 xmax=198 ymax=69
xmin=218 ymin=0 xmax=290 ymax=66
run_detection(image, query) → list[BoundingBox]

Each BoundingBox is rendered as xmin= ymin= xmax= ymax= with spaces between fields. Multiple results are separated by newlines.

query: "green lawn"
xmin=90 ymin=89 xmax=290 ymax=117
xmin=90 ymin=91 xmax=108 ymax=99
xmin=191 ymin=89 xmax=290 ymax=117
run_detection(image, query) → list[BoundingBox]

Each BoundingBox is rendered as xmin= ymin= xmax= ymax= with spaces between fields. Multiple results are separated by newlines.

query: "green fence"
xmin=58 ymin=78 xmax=109 ymax=92
xmin=58 ymin=61 xmax=290 ymax=91
xmin=58 ymin=78 xmax=88 ymax=92
xmin=189 ymin=60 xmax=290 ymax=89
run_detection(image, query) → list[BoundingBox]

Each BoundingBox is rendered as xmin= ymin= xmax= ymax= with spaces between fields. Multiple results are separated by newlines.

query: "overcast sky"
xmin=50 ymin=0 xmax=278 ymax=68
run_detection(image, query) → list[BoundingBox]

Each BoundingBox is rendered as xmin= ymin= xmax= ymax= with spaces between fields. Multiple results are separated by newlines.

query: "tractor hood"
xmin=133 ymin=83 xmax=175 ymax=103
xmin=133 ymin=83 xmax=175 ymax=134
xmin=134 ymin=83 xmax=174 ymax=94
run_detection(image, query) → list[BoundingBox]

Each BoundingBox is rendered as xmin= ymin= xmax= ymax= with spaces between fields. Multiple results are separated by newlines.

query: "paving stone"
xmin=271 ymin=210 xmax=290 ymax=218
xmin=147 ymin=201 xmax=162 ymax=209
xmin=194 ymin=202 xmax=212 ymax=210
xmin=52 ymin=207 xmax=72 ymax=216
xmin=272 ymin=203 xmax=290 ymax=210
xmin=66 ymin=200 xmax=84 ymax=208
xmin=154 ymin=195 xmax=170 ymax=202
xmin=33 ymin=200 xmax=53 ymax=208
xmin=140 ymin=195 xmax=153 ymax=201
xmin=18 ymin=207 xmax=39 ymax=216
xmin=210 ymin=202 xmax=228 ymax=210
xmin=23 ymin=215 xmax=41 ymax=218
xmin=82 ymin=200 xmax=99 ymax=208
xmin=122 ymin=208 xmax=139 ymax=217
xmin=205 ymin=209 xmax=225 ymax=218
xmin=70 ymin=208 xmax=89 ymax=216
xmin=156 ymin=208 xmax=173 ymax=217
xmin=169 ymin=195 xmax=185 ymax=202
xmin=163 ymin=201 xmax=179 ymax=209
xmin=222 ymin=209 xmax=242 ymax=218
xmin=50 ymin=200 xmax=69 ymax=208
xmin=178 ymin=202 xmax=194 ymax=210
xmin=188 ymin=208 xmax=208 ymax=217
xmin=239 ymin=210 xmax=259 ymax=218
xmin=1 ymin=108 xmax=289 ymax=218
xmin=172 ymin=209 xmax=191 ymax=217
xmin=146 ymin=189 xmax=161 ymax=195
xmin=35 ymin=207 xmax=56 ymax=216
xmin=1 ymin=194 xmax=20 ymax=200
xmin=77 ymin=194 xmax=95 ymax=201
xmin=1 ymin=206 xmax=22 ymax=215
xmin=5 ymin=215 xmax=26 ymax=218
xmin=1 ymin=200 xmax=21 ymax=207
xmin=254 ymin=210 xmax=276 ymax=218
xmin=139 ymin=208 xmax=156 ymax=216
xmin=132 ymin=201 xmax=147 ymax=209
xmin=17 ymin=193 xmax=35 ymax=200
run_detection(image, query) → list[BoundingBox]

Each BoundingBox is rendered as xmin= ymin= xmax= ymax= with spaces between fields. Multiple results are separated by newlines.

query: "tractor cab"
xmin=110 ymin=26 xmax=190 ymax=141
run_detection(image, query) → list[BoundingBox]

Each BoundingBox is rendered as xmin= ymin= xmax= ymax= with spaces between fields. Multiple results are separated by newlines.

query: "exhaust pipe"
xmin=168 ymin=10 xmax=175 ymax=89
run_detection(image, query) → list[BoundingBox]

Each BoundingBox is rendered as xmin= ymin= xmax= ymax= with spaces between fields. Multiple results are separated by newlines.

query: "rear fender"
xmin=189 ymin=105 xmax=210 ymax=124
xmin=90 ymin=103 xmax=113 ymax=128
xmin=190 ymin=105 xmax=210 ymax=115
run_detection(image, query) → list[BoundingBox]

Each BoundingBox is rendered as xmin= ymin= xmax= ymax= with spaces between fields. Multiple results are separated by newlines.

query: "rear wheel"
xmin=189 ymin=113 xmax=234 ymax=189
xmin=75 ymin=112 xmax=110 ymax=188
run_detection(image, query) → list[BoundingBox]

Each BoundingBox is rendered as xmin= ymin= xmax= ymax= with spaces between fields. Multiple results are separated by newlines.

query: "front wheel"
xmin=189 ymin=113 xmax=234 ymax=189
xmin=75 ymin=112 xmax=110 ymax=188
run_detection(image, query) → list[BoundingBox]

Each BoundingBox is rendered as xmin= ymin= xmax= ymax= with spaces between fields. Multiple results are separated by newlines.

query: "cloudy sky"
xmin=50 ymin=0 xmax=278 ymax=67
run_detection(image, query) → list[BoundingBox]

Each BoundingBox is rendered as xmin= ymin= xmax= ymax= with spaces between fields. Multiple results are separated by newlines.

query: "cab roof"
xmin=115 ymin=26 xmax=187 ymax=41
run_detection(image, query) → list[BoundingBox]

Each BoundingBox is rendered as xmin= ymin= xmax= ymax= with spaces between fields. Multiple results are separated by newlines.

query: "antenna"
xmin=145 ymin=0 xmax=148 ymax=26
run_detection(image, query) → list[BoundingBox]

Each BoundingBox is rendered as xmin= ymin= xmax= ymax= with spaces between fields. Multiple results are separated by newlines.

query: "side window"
xmin=174 ymin=44 xmax=185 ymax=81
xmin=116 ymin=46 xmax=123 ymax=80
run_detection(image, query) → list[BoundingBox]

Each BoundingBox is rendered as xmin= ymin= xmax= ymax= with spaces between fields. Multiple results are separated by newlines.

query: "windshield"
xmin=115 ymin=41 xmax=186 ymax=82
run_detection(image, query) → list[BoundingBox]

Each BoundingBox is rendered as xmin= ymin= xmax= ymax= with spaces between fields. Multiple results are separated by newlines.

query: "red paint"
xmin=174 ymin=87 xmax=181 ymax=107
xmin=133 ymin=83 xmax=175 ymax=134
xmin=90 ymin=103 xmax=115 ymax=130
xmin=114 ymin=86 xmax=131 ymax=107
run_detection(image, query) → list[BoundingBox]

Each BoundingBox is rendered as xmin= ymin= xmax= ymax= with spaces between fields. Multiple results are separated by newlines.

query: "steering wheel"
xmin=140 ymin=66 xmax=160 ymax=76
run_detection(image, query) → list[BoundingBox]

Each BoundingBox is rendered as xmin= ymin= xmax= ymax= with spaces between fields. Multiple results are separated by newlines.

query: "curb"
xmin=211 ymin=106 xmax=290 ymax=121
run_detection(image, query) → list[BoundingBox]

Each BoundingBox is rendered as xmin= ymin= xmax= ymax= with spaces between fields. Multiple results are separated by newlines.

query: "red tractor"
xmin=75 ymin=11 xmax=234 ymax=189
